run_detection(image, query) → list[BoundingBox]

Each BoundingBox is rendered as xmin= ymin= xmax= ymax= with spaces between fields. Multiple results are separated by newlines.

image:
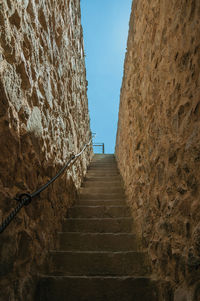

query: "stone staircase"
xmin=36 ymin=154 xmax=159 ymax=300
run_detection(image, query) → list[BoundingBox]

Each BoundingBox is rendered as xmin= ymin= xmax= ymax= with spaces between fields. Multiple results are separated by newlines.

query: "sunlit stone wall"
xmin=116 ymin=0 xmax=200 ymax=298
xmin=0 ymin=0 xmax=92 ymax=299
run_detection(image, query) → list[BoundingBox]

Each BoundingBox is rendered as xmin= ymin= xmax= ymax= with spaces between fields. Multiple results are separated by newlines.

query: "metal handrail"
xmin=93 ymin=143 xmax=105 ymax=154
xmin=0 ymin=135 xmax=94 ymax=234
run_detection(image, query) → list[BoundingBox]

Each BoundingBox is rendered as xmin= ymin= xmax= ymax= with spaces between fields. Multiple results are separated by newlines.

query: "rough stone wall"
xmin=0 ymin=0 xmax=92 ymax=300
xmin=116 ymin=0 xmax=200 ymax=299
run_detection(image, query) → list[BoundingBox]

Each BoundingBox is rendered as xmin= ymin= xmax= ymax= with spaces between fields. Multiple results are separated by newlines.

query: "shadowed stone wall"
xmin=0 ymin=0 xmax=92 ymax=300
xmin=116 ymin=0 xmax=200 ymax=299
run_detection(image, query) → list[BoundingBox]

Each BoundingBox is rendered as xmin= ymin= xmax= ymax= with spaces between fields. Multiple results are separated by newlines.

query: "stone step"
xmin=91 ymin=160 xmax=116 ymax=164
xmin=92 ymin=154 xmax=115 ymax=161
xmin=79 ymin=192 xmax=125 ymax=200
xmin=79 ymin=186 xmax=124 ymax=194
xmin=88 ymin=166 xmax=118 ymax=170
xmin=88 ymin=167 xmax=119 ymax=172
xmin=82 ymin=180 xmax=122 ymax=188
xmin=58 ymin=232 xmax=137 ymax=251
xmin=93 ymin=154 xmax=115 ymax=157
xmin=86 ymin=171 xmax=120 ymax=177
xmin=76 ymin=199 xmax=126 ymax=206
xmin=36 ymin=276 xmax=159 ymax=301
xmin=62 ymin=218 xmax=134 ymax=233
xmin=89 ymin=161 xmax=117 ymax=166
xmin=86 ymin=173 xmax=120 ymax=179
xmin=89 ymin=160 xmax=117 ymax=166
xmin=49 ymin=251 xmax=151 ymax=276
xmin=85 ymin=175 xmax=121 ymax=181
xmin=92 ymin=155 xmax=116 ymax=160
xmin=91 ymin=160 xmax=116 ymax=165
xmin=67 ymin=206 xmax=131 ymax=218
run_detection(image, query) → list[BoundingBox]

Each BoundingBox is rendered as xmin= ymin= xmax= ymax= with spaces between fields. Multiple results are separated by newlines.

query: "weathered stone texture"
xmin=116 ymin=0 xmax=200 ymax=298
xmin=0 ymin=0 xmax=92 ymax=300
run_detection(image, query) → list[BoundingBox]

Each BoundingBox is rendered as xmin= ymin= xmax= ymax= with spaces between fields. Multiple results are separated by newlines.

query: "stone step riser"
xmin=76 ymin=199 xmax=126 ymax=206
xmin=82 ymin=181 xmax=122 ymax=188
xmin=85 ymin=174 xmax=121 ymax=183
xmin=89 ymin=160 xmax=116 ymax=163
xmin=88 ymin=164 xmax=118 ymax=171
xmin=62 ymin=218 xmax=134 ymax=233
xmin=79 ymin=193 xmax=125 ymax=201
xmin=88 ymin=169 xmax=119 ymax=173
xmin=87 ymin=169 xmax=119 ymax=174
xmin=92 ymin=156 xmax=115 ymax=158
xmin=67 ymin=206 xmax=131 ymax=218
xmin=93 ymin=154 xmax=115 ymax=160
xmin=49 ymin=251 xmax=150 ymax=276
xmin=36 ymin=277 xmax=159 ymax=301
xmin=91 ymin=162 xmax=116 ymax=165
xmin=91 ymin=162 xmax=116 ymax=164
xmin=79 ymin=187 xmax=124 ymax=194
xmin=91 ymin=160 xmax=116 ymax=162
xmin=91 ymin=157 xmax=116 ymax=163
xmin=85 ymin=176 xmax=122 ymax=182
xmin=86 ymin=174 xmax=120 ymax=179
xmin=58 ymin=233 xmax=137 ymax=252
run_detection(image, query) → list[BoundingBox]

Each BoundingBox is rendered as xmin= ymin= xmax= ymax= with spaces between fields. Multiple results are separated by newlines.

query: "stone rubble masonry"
xmin=116 ymin=0 xmax=200 ymax=299
xmin=0 ymin=0 xmax=92 ymax=300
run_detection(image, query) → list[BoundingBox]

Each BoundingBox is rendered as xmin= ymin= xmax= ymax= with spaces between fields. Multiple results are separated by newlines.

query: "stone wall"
xmin=0 ymin=0 xmax=92 ymax=300
xmin=116 ymin=0 xmax=200 ymax=299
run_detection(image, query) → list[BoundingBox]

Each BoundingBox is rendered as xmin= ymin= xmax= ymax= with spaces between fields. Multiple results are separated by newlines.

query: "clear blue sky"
xmin=80 ymin=0 xmax=132 ymax=154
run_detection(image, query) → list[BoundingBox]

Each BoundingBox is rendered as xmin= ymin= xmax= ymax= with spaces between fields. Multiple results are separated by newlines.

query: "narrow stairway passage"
xmin=36 ymin=154 xmax=159 ymax=300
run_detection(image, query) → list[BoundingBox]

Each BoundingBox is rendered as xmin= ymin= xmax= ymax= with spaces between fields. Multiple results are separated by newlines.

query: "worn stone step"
xmin=49 ymin=251 xmax=151 ymax=276
xmin=86 ymin=173 xmax=120 ymax=179
xmin=90 ymin=162 xmax=117 ymax=165
xmin=93 ymin=154 xmax=115 ymax=157
xmin=90 ymin=158 xmax=117 ymax=165
xmin=79 ymin=192 xmax=125 ymax=200
xmin=79 ymin=186 xmax=124 ymax=194
xmin=67 ymin=206 xmax=131 ymax=218
xmin=62 ymin=218 xmax=134 ymax=233
xmin=88 ymin=167 xmax=119 ymax=172
xmin=89 ymin=161 xmax=117 ymax=166
xmin=91 ymin=156 xmax=115 ymax=160
xmin=82 ymin=180 xmax=122 ymax=188
xmin=58 ymin=232 xmax=137 ymax=251
xmin=88 ymin=166 xmax=118 ymax=170
xmin=36 ymin=276 xmax=159 ymax=301
xmin=86 ymin=170 xmax=120 ymax=176
xmin=76 ymin=199 xmax=126 ymax=206
xmin=85 ymin=175 xmax=121 ymax=181
xmin=92 ymin=154 xmax=115 ymax=161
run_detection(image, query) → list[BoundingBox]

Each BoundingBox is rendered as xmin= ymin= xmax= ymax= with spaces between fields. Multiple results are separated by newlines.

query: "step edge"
xmin=64 ymin=217 xmax=133 ymax=220
xmin=68 ymin=205 xmax=130 ymax=210
xmin=49 ymin=250 xmax=148 ymax=256
xmin=58 ymin=232 xmax=136 ymax=235
xmin=38 ymin=275 xmax=153 ymax=280
xmin=77 ymin=199 xmax=127 ymax=201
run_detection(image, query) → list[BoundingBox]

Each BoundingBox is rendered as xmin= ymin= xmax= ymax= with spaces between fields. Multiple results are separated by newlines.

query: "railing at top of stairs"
xmin=93 ymin=143 xmax=105 ymax=154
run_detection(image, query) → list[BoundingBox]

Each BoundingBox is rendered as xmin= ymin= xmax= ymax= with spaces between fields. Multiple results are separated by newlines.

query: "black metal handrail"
xmin=0 ymin=136 xmax=94 ymax=234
